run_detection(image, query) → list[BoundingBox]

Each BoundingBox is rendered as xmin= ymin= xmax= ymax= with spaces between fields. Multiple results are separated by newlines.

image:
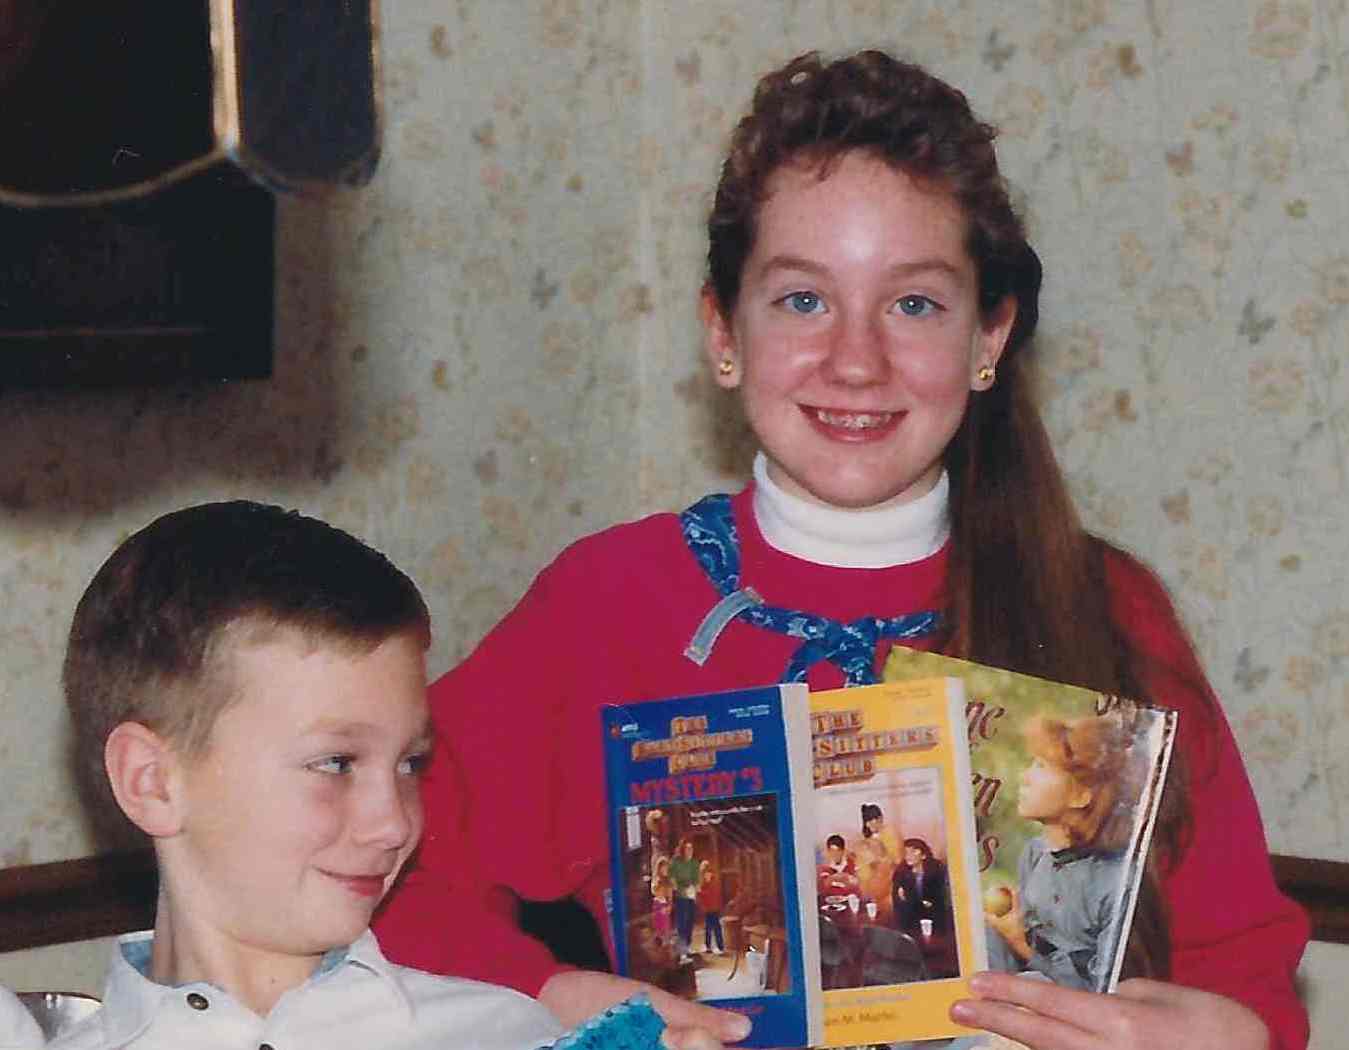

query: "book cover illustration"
xmin=883 ymin=647 xmax=1177 ymax=996
xmin=810 ymin=677 xmax=987 ymax=1046
xmin=601 ymin=683 xmax=822 ymax=1049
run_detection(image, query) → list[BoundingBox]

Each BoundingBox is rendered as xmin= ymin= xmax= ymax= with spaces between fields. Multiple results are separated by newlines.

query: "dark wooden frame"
xmin=2 ymin=849 xmax=1345 ymax=955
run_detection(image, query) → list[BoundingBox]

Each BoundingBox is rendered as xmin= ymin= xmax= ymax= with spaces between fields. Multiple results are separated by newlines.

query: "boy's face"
xmin=168 ymin=628 xmax=431 ymax=964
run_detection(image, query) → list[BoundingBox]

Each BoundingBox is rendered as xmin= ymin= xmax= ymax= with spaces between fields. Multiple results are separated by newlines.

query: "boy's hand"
xmin=539 ymin=970 xmax=751 ymax=1047
xmin=950 ymin=971 xmax=1270 ymax=1050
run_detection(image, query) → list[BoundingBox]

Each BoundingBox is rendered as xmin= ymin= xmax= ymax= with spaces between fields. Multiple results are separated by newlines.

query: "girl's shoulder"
xmin=1097 ymin=541 xmax=1203 ymax=679
xmin=1095 ymin=539 xmax=1222 ymax=755
xmin=542 ymin=487 xmax=750 ymax=592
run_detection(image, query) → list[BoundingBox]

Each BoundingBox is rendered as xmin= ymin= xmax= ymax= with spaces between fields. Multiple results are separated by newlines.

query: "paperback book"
xmin=601 ymin=683 xmax=822 ymax=1048
xmin=810 ymin=677 xmax=988 ymax=1046
xmin=883 ymin=647 xmax=1178 ymax=995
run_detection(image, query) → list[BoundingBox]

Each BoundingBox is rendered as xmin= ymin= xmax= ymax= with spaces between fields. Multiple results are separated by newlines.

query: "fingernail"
xmin=950 ymin=1000 xmax=975 ymax=1023
xmin=725 ymin=1014 xmax=752 ymax=1041
xmin=967 ymin=973 xmax=992 ymax=995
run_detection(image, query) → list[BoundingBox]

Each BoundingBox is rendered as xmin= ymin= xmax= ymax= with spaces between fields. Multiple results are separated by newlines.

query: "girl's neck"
xmin=1043 ymin=825 xmax=1075 ymax=851
xmin=751 ymin=452 xmax=950 ymax=568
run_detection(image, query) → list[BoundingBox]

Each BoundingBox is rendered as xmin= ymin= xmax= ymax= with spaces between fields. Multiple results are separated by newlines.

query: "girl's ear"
xmin=1066 ymin=781 xmax=1094 ymax=812
xmin=699 ymin=285 xmax=741 ymax=390
xmin=104 ymin=721 xmax=187 ymax=838
xmin=971 ymin=294 xmax=1019 ymax=390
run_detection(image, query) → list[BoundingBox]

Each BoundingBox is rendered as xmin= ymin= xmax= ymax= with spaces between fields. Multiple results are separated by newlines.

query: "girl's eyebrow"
xmin=755 ymin=253 xmax=967 ymax=283
xmin=755 ymin=253 xmax=829 ymax=278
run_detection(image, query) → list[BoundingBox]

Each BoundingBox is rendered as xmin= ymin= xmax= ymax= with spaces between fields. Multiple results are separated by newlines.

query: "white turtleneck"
xmin=751 ymin=452 xmax=950 ymax=570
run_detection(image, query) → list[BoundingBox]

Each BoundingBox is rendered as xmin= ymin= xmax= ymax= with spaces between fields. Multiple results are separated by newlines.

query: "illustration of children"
xmin=817 ymin=833 xmax=860 ymax=898
xmin=697 ymin=860 xmax=725 ymax=955
xmin=645 ymin=807 xmax=671 ymax=871
xmin=650 ymin=856 xmax=674 ymax=952
xmin=891 ymin=837 xmax=951 ymax=936
xmin=857 ymin=803 xmax=899 ymax=924
xmin=670 ymin=838 xmax=701 ymax=963
xmin=985 ymin=713 xmax=1138 ymax=990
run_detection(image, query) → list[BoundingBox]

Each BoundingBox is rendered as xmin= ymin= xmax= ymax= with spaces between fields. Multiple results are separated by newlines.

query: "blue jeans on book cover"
xmin=703 ymin=911 xmax=724 ymax=952
xmin=674 ymin=896 xmax=696 ymax=955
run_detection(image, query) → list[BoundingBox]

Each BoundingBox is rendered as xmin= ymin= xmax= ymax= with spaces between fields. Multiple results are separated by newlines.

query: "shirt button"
xmin=185 ymin=992 xmax=210 ymax=1011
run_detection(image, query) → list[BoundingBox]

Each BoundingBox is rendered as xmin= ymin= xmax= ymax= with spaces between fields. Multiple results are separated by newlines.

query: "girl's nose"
xmin=823 ymin=313 xmax=889 ymax=385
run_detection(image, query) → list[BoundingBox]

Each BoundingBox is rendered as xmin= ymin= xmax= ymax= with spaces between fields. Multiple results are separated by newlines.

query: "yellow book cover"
xmin=810 ymin=677 xmax=987 ymax=1046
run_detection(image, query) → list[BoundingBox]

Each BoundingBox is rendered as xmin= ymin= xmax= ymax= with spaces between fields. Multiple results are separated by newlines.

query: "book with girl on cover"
xmin=600 ymin=683 xmax=822 ymax=1049
xmin=883 ymin=647 xmax=1178 ymax=997
xmin=810 ymin=677 xmax=987 ymax=1046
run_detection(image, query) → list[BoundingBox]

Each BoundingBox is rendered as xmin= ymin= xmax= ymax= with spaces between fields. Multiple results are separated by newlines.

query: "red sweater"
xmin=374 ymin=485 xmax=1309 ymax=1049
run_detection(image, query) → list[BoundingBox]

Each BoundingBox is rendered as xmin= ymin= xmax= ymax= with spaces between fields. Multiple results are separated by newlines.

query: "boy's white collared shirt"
xmin=0 ymin=985 xmax=42 ymax=1049
xmin=47 ymin=929 xmax=562 ymax=1050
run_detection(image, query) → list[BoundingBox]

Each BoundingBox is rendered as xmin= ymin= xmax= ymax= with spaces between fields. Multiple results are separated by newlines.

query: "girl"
xmin=857 ymin=803 xmax=899 ymax=924
xmin=670 ymin=839 xmax=701 ymax=964
xmin=985 ymin=715 xmax=1136 ymax=990
xmin=698 ymin=860 xmax=725 ymax=955
xmin=651 ymin=856 xmax=674 ymax=955
xmin=376 ymin=50 xmax=1308 ymax=1050
xmin=892 ymin=837 xmax=951 ymax=939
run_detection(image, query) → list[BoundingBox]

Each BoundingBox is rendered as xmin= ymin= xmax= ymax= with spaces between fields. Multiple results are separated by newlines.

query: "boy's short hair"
xmin=64 ymin=500 xmax=430 ymax=833
xmin=825 ymin=834 xmax=846 ymax=850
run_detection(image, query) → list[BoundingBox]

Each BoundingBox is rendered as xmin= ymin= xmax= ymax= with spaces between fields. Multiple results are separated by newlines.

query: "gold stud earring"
xmin=718 ymin=357 xmax=735 ymax=376
xmin=977 ymin=365 xmax=995 ymax=383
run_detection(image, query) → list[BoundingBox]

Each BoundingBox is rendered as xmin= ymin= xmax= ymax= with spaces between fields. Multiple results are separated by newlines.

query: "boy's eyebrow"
xmin=300 ymin=717 xmax=436 ymax=744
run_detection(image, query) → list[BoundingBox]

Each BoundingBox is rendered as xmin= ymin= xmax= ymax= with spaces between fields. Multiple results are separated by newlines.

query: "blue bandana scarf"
xmin=679 ymin=493 xmax=940 ymax=685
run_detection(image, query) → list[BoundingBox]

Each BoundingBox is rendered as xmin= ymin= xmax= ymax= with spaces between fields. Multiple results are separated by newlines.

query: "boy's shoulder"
xmin=299 ymin=934 xmax=566 ymax=1050
xmin=50 ymin=931 xmax=563 ymax=1050
xmin=0 ymin=985 xmax=43 ymax=1050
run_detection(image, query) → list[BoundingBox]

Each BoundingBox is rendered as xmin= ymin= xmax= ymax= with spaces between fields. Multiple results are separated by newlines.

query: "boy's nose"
xmin=356 ymin=778 xmax=420 ymax=851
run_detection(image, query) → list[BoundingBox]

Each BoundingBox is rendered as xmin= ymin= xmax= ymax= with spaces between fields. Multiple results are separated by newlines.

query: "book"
xmin=810 ymin=677 xmax=988 ymax=1046
xmin=601 ymin=683 xmax=822 ymax=1048
xmin=883 ymin=647 xmax=1177 ymax=996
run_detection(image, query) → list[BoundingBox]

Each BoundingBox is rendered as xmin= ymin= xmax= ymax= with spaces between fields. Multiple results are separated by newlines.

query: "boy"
xmin=54 ymin=501 xmax=564 ymax=1050
xmin=0 ymin=986 xmax=41 ymax=1048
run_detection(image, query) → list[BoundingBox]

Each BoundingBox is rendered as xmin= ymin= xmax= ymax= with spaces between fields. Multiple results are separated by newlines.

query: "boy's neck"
xmin=150 ymin=883 xmax=326 ymax=1017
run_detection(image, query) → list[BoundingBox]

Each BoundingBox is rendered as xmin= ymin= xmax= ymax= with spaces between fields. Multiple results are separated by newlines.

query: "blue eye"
xmin=781 ymin=291 xmax=825 ymax=315
xmin=398 ymin=752 xmax=431 ymax=777
xmin=895 ymin=295 xmax=938 ymax=317
xmin=310 ymin=755 xmax=355 ymax=775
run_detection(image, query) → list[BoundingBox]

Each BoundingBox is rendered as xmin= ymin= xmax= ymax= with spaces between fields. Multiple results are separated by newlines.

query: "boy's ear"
xmin=104 ymin=722 xmax=186 ymax=839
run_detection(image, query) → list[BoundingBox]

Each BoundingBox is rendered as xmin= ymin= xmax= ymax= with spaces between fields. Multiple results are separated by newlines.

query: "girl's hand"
xmin=540 ymin=970 xmax=751 ymax=1047
xmin=984 ymin=890 xmax=1029 ymax=962
xmin=950 ymin=972 xmax=1269 ymax=1050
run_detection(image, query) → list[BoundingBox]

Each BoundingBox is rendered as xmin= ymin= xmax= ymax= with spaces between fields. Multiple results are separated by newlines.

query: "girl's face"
xmin=703 ymin=150 xmax=1016 ymax=511
xmin=866 ymin=814 xmax=884 ymax=833
xmin=1017 ymin=755 xmax=1090 ymax=823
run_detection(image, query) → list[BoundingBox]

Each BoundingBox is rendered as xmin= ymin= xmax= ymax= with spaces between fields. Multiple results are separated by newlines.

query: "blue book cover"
xmin=601 ymin=683 xmax=821 ymax=1048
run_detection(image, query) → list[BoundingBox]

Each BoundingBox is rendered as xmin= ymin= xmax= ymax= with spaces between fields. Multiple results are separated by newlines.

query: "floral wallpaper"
xmin=1 ymin=0 xmax=1346 ymax=895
